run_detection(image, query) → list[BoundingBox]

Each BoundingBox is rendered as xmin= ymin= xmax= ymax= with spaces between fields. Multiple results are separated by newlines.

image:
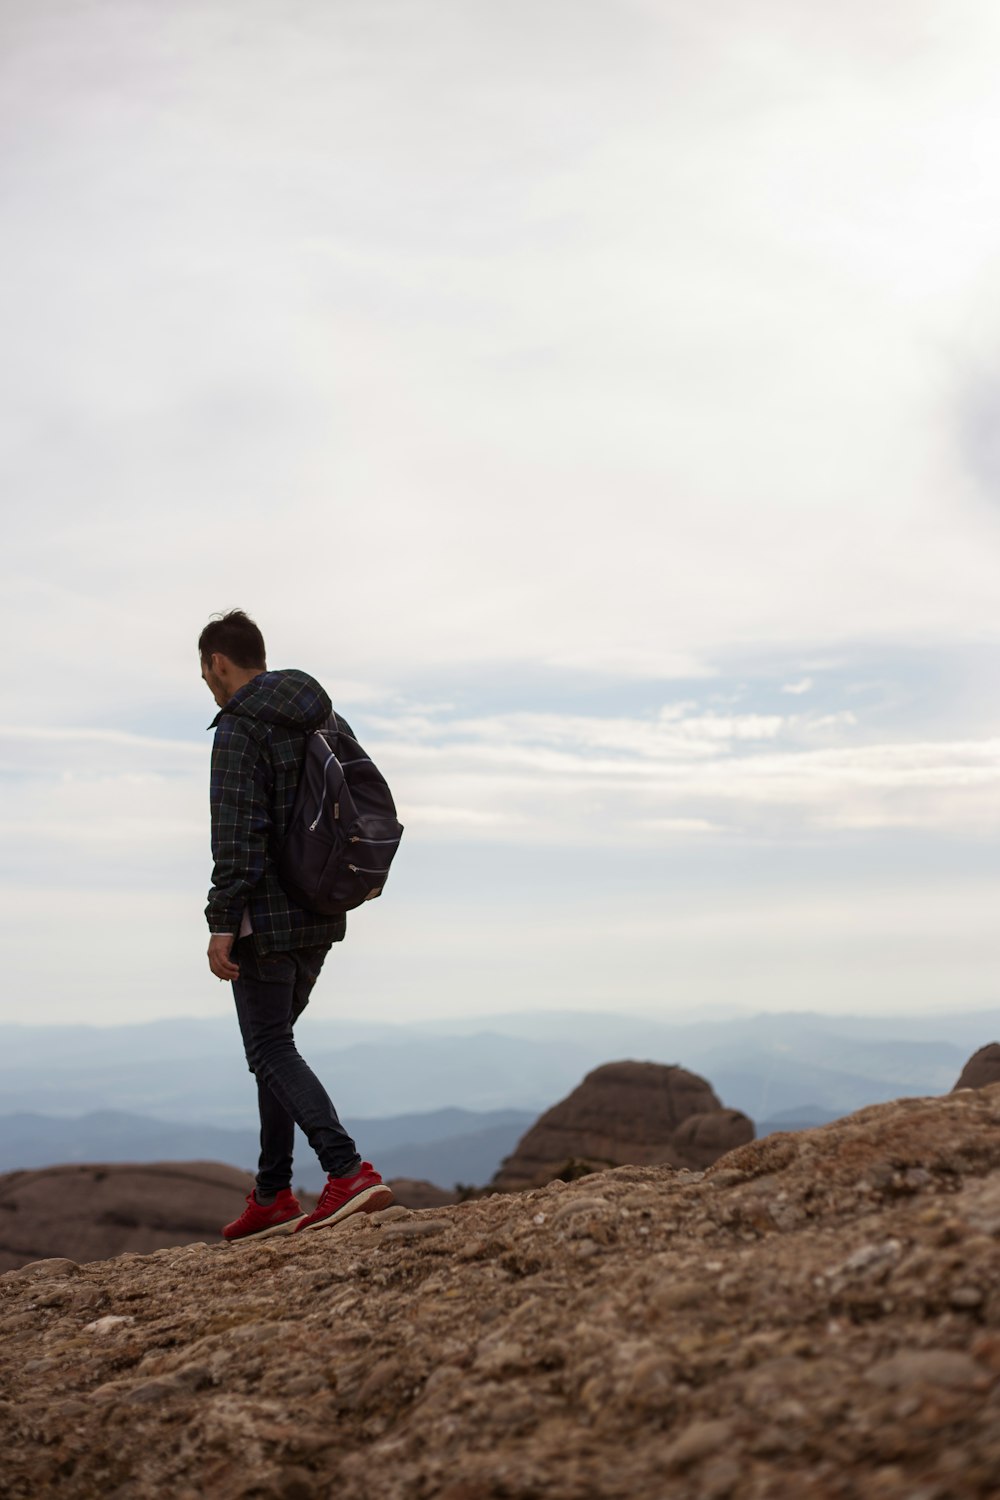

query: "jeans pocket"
xmin=241 ymin=944 xmax=296 ymax=984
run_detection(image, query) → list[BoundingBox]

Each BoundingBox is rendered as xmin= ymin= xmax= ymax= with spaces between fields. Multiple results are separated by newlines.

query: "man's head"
xmin=199 ymin=609 xmax=267 ymax=708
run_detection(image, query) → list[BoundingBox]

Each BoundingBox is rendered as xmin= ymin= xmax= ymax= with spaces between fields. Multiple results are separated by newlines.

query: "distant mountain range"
xmin=0 ymin=1107 xmax=535 ymax=1193
xmin=0 ymin=1007 xmax=993 ymax=1185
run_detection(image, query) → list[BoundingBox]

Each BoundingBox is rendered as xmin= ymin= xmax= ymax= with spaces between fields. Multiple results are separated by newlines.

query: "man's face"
xmin=201 ymin=654 xmax=229 ymax=708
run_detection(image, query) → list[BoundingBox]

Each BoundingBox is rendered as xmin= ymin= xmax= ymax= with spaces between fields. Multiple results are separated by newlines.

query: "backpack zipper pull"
xmin=310 ymin=802 xmax=339 ymax=834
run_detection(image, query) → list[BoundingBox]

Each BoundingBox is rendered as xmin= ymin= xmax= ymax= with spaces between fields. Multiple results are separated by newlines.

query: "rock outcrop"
xmin=3 ymin=1085 xmax=1000 ymax=1498
xmin=492 ymin=1060 xmax=754 ymax=1190
xmin=0 ymin=1162 xmax=263 ymax=1273
xmin=954 ymin=1042 xmax=1000 ymax=1092
xmin=384 ymin=1179 xmax=459 ymax=1210
xmin=0 ymin=1162 xmax=461 ymax=1272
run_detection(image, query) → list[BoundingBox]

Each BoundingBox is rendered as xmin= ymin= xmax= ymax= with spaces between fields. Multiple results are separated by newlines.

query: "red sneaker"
xmin=295 ymin=1162 xmax=392 ymax=1232
xmin=222 ymin=1188 xmax=307 ymax=1242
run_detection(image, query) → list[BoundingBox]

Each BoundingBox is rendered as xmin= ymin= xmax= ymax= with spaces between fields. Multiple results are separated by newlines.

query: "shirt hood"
xmin=209 ymin=669 xmax=332 ymax=732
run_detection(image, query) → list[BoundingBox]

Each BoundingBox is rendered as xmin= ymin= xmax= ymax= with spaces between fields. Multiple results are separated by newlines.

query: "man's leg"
xmin=253 ymin=1075 xmax=296 ymax=1202
xmin=232 ymin=940 xmax=361 ymax=1190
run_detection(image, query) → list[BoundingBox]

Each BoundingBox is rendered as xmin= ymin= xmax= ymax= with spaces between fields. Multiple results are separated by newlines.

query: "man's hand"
xmin=208 ymin=933 xmax=240 ymax=982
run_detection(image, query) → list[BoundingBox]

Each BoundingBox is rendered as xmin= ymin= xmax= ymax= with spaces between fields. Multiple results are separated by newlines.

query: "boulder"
xmin=386 ymin=1179 xmax=459 ymax=1210
xmin=0 ymin=1161 xmax=316 ymax=1272
xmin=491 ymin=1060 xmax=753 ymax=1191
xmin=953 ymin=1043 xmax=1000 ymax=1092
xmin=669 ymin=1107 xmax=756 ymax=1169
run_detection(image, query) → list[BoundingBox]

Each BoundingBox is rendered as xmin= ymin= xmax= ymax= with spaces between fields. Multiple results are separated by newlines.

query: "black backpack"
xmin=276 ymin=714 xmax=403 ymax=915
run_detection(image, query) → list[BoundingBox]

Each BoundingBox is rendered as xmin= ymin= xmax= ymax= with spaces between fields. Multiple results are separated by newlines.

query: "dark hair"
xmin=198 ymin=610 xmax=267 ymax=669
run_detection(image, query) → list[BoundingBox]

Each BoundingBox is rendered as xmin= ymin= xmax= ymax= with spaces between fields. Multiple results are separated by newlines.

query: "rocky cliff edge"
xmin=3 ymin=1084 xmax=1000 ymax=1500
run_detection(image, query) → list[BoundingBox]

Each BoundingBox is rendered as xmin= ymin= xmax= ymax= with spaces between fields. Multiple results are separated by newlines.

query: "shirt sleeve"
xmin=205 ymin=716 xmax=272 ymax=934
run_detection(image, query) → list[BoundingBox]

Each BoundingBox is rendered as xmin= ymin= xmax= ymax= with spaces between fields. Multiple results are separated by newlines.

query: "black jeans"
xmin=232 ymin=938 xmax=360 ymax=1197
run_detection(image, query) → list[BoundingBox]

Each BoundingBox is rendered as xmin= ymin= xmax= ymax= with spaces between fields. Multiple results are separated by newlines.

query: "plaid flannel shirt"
xmin=205 ymin=669 xmax=348 ymax=953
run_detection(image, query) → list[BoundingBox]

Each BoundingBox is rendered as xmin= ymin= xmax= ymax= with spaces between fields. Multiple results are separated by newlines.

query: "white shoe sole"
xmin=226 ymin=1213 xmax=307 ymax=1243
xmin=298 ymin=1183 xmax=394 ymax=1232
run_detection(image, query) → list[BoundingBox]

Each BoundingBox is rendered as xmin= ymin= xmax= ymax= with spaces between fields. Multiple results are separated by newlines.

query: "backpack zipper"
xmin=309 ymin=746 xmax=339 ymax=831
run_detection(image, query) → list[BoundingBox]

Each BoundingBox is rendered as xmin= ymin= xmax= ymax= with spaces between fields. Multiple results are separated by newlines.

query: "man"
xmin=200 ymin=608 xmax=392 ymax=1240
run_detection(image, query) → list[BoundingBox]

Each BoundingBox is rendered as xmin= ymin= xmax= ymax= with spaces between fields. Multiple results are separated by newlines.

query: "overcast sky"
xmin=2 ymin=0 xmax=999 ymax=1027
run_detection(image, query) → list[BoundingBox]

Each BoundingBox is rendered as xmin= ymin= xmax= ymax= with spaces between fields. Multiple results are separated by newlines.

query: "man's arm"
xmin=205 ymin=716 xmax=271 ymax=972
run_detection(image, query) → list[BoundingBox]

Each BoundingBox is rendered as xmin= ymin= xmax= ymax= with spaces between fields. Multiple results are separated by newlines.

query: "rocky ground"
xmin=3 ymin=1084 xmax=1000 ymax=1499
xmin=0 ymin=1162 xmax=453 ymax=1272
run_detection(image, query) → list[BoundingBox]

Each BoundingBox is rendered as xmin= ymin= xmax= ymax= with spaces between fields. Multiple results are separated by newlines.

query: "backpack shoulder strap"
xmin=331 ymin=709 xmax=358 ymax=742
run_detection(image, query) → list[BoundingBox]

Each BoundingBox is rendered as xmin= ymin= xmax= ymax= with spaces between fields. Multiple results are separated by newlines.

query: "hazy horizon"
xmin=2 ymin=999 xmax=996 ymax=1034
xmin=0 ymin=1005 xmax=986 ymax=1134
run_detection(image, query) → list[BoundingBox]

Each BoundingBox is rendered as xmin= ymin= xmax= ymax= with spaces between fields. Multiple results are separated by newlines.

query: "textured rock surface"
xmin=493 ymin=1060 xmax=754 ymax=1190
xmin=954 ymin=1043 xmax=1000 ymax=1092
xmin=5 ymin=1086 xmax=1000 ymax=1498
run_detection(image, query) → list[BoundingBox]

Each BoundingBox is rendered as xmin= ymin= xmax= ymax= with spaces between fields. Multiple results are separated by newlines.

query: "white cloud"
xmin=3 ymin=2 xmax=1000 ymax=1023
xmin=0 ymin=726 xmax=205 ymax=761
xmin=394 ymin=733 xmax=1000 ymax=842
xmin=0 ymin=704 xmax=997 ymax=1024
xmin=3 ymin=0 xmax=1000 ymax=732
xmin=5 ymin=706 xmax=996 ymax=877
